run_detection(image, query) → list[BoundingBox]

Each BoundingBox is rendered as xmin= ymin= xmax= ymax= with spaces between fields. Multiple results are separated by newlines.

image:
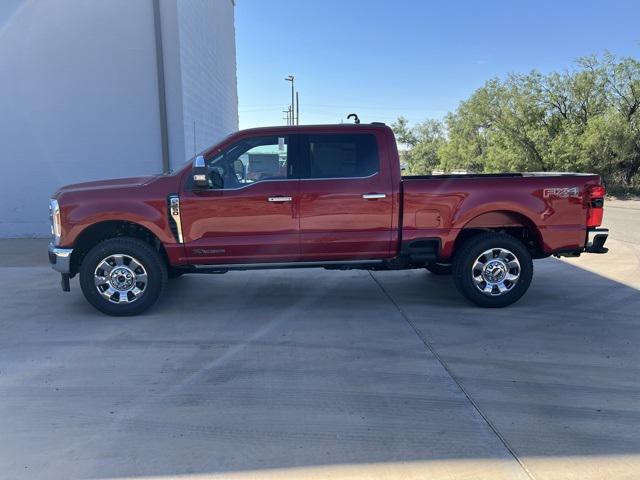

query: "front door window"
xmin=205 ymin=136 xmax=290 ymax=189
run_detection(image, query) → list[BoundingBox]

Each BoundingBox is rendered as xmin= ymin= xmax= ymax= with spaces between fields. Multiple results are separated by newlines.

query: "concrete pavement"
xmin=0 ymin=200 xmax=638 ymax=480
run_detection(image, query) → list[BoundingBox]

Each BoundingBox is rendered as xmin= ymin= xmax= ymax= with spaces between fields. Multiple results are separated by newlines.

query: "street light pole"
xmin=285 ymin=75 xmax=295 ymax=125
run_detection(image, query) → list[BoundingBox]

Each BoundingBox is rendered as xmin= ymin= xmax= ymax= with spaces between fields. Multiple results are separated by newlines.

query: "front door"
xmin=180 ymin=134 xmax=300 ymax=264
xmin=298 ymin=132 xmax=394 ymax=260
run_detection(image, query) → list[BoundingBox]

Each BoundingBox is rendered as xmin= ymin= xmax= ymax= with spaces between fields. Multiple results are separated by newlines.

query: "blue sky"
xmin=235 ymin=0 xmax=639 ymax=129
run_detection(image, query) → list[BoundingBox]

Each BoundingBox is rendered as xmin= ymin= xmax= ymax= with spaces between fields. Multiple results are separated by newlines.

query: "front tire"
xmin=79 ymin=237 xmax=168 ymax=316
xmin=453 ymin=232 xmax=533 ymax=308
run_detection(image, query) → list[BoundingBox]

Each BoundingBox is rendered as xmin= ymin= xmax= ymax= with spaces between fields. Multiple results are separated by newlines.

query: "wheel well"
xmin=70 ymin=221 xmax=168 ymax=275
xmin=456 ymin=211 xmax=545 ymax=259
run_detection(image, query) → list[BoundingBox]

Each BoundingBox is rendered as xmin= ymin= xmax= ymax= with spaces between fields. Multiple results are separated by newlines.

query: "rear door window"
xmin=303 ymin=134 xmax=379 ymax=179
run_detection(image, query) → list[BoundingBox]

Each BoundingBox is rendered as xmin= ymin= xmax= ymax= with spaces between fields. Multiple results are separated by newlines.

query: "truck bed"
xmin=401 ymin=173 xmax=602 ymax=259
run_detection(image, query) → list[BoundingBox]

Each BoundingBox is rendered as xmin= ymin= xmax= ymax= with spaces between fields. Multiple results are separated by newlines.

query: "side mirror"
xmin=192 ymin=155 xmax=209 ymax=189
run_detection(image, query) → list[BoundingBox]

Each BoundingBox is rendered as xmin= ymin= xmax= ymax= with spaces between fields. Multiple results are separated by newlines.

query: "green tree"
xmin=391 ymin=116 xmax=445 ymax=175
xmin=584 ymin=54 xmax=640 ymax=186
xmin=442 ymin=74 xmax=553 ymax=172
xmin=397 ymin=52 xmax=640 ymax=190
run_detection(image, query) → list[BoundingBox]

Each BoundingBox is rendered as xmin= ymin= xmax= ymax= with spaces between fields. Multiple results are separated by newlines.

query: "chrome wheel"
xmin=472 ymin=248 xmax=521 ymax=297
xmin=94 ymin=254 xmax=148 ymax=304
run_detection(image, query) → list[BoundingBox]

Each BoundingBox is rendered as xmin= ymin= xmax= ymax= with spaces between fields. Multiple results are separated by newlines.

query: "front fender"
xmin=59 ymin=197 xmax=173 ymax=247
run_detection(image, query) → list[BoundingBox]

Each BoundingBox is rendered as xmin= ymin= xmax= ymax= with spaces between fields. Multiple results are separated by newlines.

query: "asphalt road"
xmin=0 ymin=200 xmax=639 ymax=480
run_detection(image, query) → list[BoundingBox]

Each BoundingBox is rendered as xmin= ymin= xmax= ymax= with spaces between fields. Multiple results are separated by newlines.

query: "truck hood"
xmin=53 ymin=175 xmax=159 ymax=196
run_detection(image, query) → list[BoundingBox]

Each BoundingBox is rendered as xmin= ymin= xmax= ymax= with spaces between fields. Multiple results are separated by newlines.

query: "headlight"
xmin=49 ymin=199 xmax=61 ymax=245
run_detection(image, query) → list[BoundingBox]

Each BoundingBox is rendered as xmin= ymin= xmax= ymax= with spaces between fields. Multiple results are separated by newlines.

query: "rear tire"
xmin=425 ymin=262 xmax=452 ymax=275
xmin=453 ymin=232 xmax=533 ymax=308
xmin=79 ymin=237 xmax=167 ymax=316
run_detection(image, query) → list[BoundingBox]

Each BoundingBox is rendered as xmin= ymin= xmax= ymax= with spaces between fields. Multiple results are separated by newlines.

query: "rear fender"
xmin=443 ymin=209 xmax=543 ymax=259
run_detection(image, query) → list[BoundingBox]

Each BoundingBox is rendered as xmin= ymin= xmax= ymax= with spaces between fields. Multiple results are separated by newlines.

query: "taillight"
xmin=586 ymin=185 xmax=605 ymax=227
xmin=588 ymin=185 xmax=606 ymax=199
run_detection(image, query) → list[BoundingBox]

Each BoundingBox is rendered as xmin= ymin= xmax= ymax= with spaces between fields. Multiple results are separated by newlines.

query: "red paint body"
xmin=53 ymin=124 xmax=604 ymax=269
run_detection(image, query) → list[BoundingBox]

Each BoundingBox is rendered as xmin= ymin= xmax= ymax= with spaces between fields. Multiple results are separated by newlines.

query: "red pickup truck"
xmin=48 ymin=123 xmax=609 ymax=316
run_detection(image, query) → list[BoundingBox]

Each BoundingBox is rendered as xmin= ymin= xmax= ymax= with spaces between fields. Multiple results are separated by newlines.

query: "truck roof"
xmin=236 ymin=123 xmax=390 ymax=136
xmin=201 ymin=123 xmax=393 ymax=157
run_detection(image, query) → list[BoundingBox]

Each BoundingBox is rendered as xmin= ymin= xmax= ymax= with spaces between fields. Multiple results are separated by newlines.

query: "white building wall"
xmin=0 ymin=0 xmax=238 ymax=237
xmin=159 ymin=0 xmax=187 ymax=172
xmin=0 ymin=0 xmax=163 ymax=237
xmin=177 ymin=0 xmax=238 ymax=163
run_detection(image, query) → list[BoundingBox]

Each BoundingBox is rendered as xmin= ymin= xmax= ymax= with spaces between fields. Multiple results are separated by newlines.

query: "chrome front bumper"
xmin=48 ymin=243 xmax=73 ymax=274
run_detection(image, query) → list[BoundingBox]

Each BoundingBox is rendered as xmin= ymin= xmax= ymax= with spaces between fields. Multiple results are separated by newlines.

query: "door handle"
xmin=268 ymin=196 xmax=293 ymax=202
xmin=362 ymin=193 xmax=387 ymax=199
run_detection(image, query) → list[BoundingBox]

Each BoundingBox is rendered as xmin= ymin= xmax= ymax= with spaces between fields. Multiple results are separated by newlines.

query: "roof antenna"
xmin=347 ymin=113 xmax=360 ymax=124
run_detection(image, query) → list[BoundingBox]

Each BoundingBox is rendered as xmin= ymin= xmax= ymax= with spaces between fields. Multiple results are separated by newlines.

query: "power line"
xmin=304 ymin=103 xmax=449 ymax=112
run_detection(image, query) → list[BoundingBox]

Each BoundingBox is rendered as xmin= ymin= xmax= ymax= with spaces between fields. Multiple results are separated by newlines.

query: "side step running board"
xmin=192 ymin=259 xmax=385 ymax=273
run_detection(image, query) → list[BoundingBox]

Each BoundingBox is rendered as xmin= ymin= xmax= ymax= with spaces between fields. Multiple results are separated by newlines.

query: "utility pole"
xmin=285 ymin=75 xmax=295 ymax=125
xmin=296 ymin=91 xmax=299 ymax=125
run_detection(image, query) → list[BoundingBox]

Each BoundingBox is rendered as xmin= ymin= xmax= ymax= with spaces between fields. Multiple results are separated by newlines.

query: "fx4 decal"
xmin=543 ymin=187 xmax=580 ymax=198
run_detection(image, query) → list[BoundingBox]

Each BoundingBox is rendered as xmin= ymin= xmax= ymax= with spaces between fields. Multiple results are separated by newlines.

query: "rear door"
xmin=298 ymin=131 xmax=394 ymax=260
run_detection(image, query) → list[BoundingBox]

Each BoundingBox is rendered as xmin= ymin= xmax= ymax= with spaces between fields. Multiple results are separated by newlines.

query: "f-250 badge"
xmin=543 ymin=187 xmax=580 ymax=198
